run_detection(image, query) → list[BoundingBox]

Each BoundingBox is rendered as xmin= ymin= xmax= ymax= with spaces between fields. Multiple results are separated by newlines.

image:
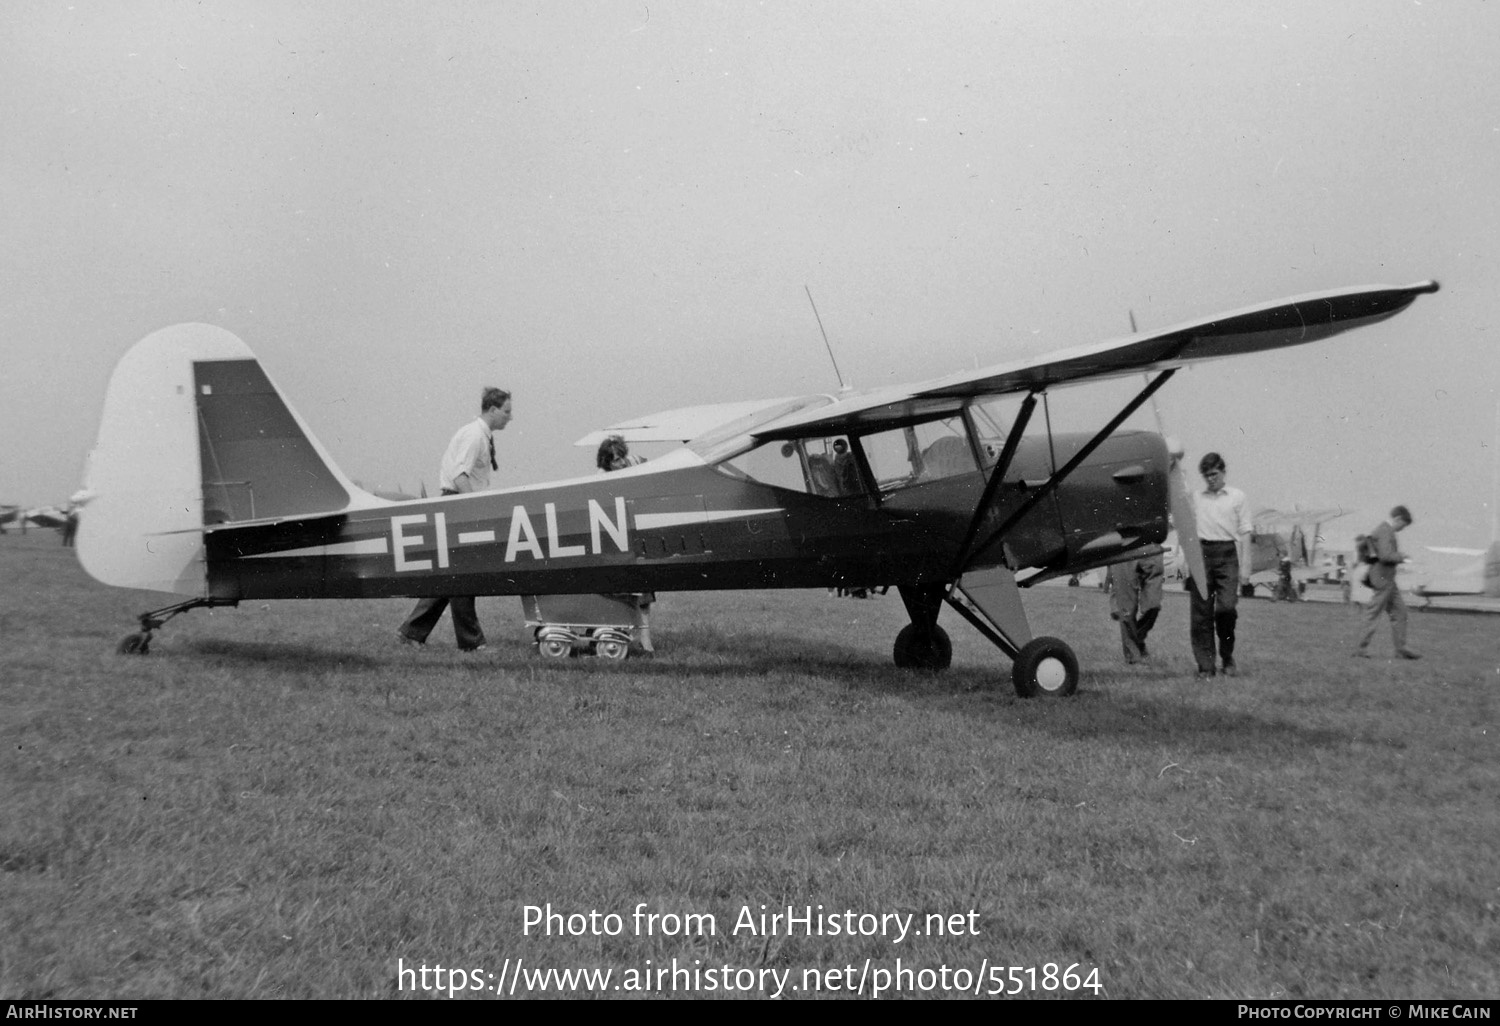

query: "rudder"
xmin=77 ymin=324 xmax=369 ymax=595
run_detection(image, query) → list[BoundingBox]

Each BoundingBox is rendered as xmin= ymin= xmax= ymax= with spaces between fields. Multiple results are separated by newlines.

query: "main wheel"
xmin=893 ymin=623 xmax=952 ymax=670
xmin=538 ymin=638 xmax=573 ymax=660
xmin=117 ymin=632 xmax=150 ymax=655
xmin=594 ymin=638 xmax=629 ymax=662
xmin=1011 ymin=636 xmax=1078 ymax=698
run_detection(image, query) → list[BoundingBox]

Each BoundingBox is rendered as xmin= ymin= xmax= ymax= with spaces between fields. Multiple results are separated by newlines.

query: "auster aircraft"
xmin=77 ymin=281 xmax=1438 ymax=697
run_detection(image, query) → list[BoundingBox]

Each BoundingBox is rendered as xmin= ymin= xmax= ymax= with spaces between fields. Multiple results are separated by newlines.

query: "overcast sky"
xmin=3 ymin=1 xmax=1496 ymax=551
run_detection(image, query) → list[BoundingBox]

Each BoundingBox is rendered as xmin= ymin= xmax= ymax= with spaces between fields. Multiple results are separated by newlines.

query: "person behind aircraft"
xmin=594 ymin=435 xmax=653 ymax=652
xmin=1108 ymin=553 xmax=1164 ymax=664
xmin=396 ymin=386 xmax=513 ymax=651
xmin=596 ymin=434 xmax=644 ymax=473
xmin=1353 ymin=505 xmax=1420 ymax=659
xmin=61 ymin=505 xmax=79 ymax=547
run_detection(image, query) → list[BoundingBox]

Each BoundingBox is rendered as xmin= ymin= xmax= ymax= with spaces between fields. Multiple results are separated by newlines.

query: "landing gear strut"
xmin=893 ymin=623 xmax=952 ymax=670
xmin=116 ymin=597 xmax=237 ymax=655
xmin=893 ymin=569 xmax=1082 ymax=698
xmin=893 ymin=584 xmax=953 ymax=670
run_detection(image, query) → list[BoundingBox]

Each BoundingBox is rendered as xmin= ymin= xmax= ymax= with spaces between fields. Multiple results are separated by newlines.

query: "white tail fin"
xmin=77 ymin=323 xmax=378 ymax=595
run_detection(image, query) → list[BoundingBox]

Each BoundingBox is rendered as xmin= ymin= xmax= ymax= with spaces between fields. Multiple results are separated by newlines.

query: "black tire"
xmin=117 ymin=632 xmax=150 ymax=655
xmin=893 ymin=623 xmax=952 ymax=670
xmin=1012 ymin=636 xmax=1078 ymax=698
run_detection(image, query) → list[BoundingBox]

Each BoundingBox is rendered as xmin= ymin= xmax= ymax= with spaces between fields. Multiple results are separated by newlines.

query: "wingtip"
xmin=1415 ymin=279 xmax=1440 ymax=294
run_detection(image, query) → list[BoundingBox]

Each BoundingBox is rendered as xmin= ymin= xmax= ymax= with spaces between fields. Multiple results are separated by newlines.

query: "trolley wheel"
xmin=892 ymin=623 xmax=952 ymax=670
xmin=117 ymin=632 xmax=151 ymax=655
xmin=538 ymin=638 xmax=573 ymax=660
xmin=1011 ymin=636 xmax=1079 ymax=698
xmin=594 ymin=638 xmax=629 ymax=662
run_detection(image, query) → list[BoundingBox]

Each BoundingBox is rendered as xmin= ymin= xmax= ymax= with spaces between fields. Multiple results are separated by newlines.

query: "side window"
xmin=860 ymin=416 xmax=977 ymax=492
xmin=803 ymin=436 xmax=863 ymax=497
xmin=718 ymin=441 xmax=810 ymax=493
xmin=715 ymin=437 xmax=865 ymax=496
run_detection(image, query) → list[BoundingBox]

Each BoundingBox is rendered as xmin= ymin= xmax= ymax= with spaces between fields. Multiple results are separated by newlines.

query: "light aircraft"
xmin=1245 ymin=506 xmax=1352 ymax=598
xmin=76 ymin=281 xmax=1438 ymax=697
xmin=1410 ymin=544 xmax=1500 ymax=602
xmin=21 ymin=505 xmax=70 ymax=531
xmin=1409 ymin=403 xmax=1500 ymax=604
xmin=0 ymin=505 xmax=19 ymax=532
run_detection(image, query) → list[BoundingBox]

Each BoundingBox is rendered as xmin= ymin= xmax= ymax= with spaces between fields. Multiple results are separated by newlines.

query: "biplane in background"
xmin=1245 ymin=506 xmax=1353 ymax=599
xmin=75 ymin=281 xmax=1437 ymax=697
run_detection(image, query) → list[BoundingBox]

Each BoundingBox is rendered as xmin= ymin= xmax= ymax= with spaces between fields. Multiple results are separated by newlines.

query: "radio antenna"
xmin=804 ymin=285 xmax=847 ymax=391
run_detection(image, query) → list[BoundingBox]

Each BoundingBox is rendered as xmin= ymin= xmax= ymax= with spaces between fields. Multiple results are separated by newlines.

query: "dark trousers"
xmin=397 ymin=487 xmax=484 ymax=650
xmin=1188 ymin=540 xmax=1240 ymax=672
xmin=1109 ymin=556 xmax=1164 ymax=662
xmin=400 ymin=596 xmax=484 ymax=650
xmin=1356 ymin=575 xmax=1408 ymax=653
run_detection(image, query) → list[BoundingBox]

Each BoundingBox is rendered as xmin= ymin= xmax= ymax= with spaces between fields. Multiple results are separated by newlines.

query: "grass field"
xmin=1 ymin=530 xmax=1496 ymax=999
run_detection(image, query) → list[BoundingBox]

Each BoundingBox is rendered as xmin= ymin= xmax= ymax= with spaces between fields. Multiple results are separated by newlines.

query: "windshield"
xmin=688 ymin=395 xmax=834 ymax=463
xmin=860 ymin=415 xmax=979 ymax=492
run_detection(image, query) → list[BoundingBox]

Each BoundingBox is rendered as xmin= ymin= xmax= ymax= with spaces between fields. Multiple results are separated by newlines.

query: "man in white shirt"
xmin=1189 ymin=451 xmax=1253 ymax=678
xmin=397 ymin=387 xmax=513 ymax=650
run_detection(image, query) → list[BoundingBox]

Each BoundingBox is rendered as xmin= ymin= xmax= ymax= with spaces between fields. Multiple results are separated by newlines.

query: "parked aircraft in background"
xmin=1412 ymin=404 xmax=1500 ymax=605
xmin=22 ymin=506 xmax=70 ymax=531
xmin=1244 ymin=506 xmax=1352 ymax=598
xmin=75 ymin=281 xmax=1437 ymax=696
xmin=1411 ymin=544 xmax=1500 ymax=602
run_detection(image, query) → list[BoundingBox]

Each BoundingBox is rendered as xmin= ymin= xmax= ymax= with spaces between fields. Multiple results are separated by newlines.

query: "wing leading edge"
xmin=752 ymin=281 xmax=1439 ymax=441
xmin=574 ymin=396 xmax=819 ymax=448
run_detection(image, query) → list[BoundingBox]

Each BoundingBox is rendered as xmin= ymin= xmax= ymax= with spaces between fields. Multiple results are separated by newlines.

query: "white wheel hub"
xmin=1035 ymin=657 xmax=1069 ymax=692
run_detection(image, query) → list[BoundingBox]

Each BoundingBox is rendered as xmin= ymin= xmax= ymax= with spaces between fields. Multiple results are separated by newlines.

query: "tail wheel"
xmin=117 ymin=632 xmax=151 ymax=655
xmin=1012 ymin=636 xmax=1078 ymax=698
xmin=893 ymin=623 xmax=952 ymax=670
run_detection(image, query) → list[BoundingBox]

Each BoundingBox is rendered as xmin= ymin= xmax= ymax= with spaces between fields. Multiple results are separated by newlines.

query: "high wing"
xmin=751 ymin=281 xmax=1438 ymax=441
xmin=574 ymin=396 xmax=823 ymax=448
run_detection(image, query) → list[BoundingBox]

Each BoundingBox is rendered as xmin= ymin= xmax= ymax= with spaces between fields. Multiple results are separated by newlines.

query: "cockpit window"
xmin=861 ymin=416 xmax=978 ymax=492
xmin=969 ymin=395 xmax=1026 ymax=466
xmin=713 ymin=435 xmax=863 ymax=496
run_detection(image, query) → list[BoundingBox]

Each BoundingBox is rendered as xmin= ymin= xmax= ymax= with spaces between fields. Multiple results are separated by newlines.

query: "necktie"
xmin=489 ymin=435 xmax=497 ymax=471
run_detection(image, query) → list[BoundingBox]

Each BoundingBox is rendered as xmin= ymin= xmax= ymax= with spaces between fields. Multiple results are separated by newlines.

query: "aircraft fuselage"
xmin=203 ymin=430 xmax=1171 ymax=602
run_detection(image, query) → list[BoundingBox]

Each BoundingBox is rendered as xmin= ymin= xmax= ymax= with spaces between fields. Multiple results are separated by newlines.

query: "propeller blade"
xmin=1171 ymin=462 xmax=1208 ymax=601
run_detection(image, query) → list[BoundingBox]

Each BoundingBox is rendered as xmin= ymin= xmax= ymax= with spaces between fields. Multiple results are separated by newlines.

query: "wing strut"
xmin=959 ymin=369 xmax=1178 ymax=577
xmin=950 ymin=392 xmax=1040 ymax=575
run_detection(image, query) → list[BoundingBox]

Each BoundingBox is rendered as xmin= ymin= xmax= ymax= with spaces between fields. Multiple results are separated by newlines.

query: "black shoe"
xmin=1195 ymin=669 xmax=1216 ymax=679
xmin=1397 ymin=648 xmax=1421 ymax=660
xmin=1351 ymin=649 xmax=1370 ymax=658
xmin=397 ymin=632 xmax=423 ymax=647
xmin=459 ymin=643 xmax=488 ymax=653
xmin=1222 ymin=661 xmax=1238 ymax=678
